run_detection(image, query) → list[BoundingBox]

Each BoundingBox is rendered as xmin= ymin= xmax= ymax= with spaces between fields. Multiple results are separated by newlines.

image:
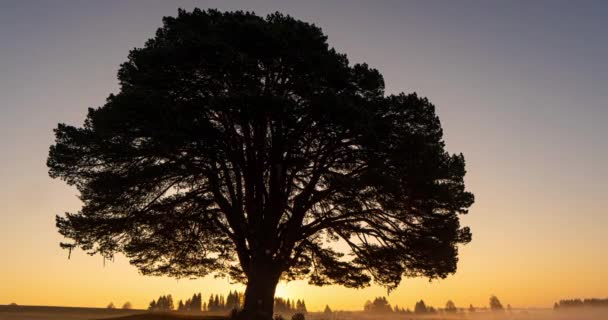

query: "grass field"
xmin=0 ymin=305 xmax=230 ymax=320
xmin=2 ymin=305 xmax=608 ymax=320
xmin=0 ymin=305 xmax=144 ymax=320
xmin=106 ymin=314 xmax=226 ymax=320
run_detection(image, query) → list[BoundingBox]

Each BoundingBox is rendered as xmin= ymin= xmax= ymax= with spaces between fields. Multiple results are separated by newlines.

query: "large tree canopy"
xmin=48 ymin=9 xmax=473 ymax=319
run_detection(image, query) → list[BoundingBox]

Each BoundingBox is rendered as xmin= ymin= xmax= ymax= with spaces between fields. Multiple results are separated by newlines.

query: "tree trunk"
xmin=240 ymin=268 xmax=280 ymax=320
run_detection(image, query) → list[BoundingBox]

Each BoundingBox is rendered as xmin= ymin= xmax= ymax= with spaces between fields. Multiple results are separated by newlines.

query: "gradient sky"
xmin=1 ymin=0 xmax=607 ymax=312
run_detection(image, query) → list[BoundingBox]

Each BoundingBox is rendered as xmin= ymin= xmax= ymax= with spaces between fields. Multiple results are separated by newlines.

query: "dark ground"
xmin=107 ymin=313 xmax=227 ymax=320
xmin=0 ymin=305 xmax=230 ymax=320
xmin=0 ymin=305 xmax=142 ymax=320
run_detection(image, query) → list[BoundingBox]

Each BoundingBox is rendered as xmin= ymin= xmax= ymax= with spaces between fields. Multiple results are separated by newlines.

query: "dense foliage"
xmin=48 ymin=8 xmax=474 ymax=319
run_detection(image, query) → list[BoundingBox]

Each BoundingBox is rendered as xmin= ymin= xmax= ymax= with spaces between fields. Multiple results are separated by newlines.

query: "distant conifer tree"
xmin=415 ymin=300 xmax=428 ymax=314
xmin=490 ymin=295 xmax=504 ymax=312
xmin=208 ymin=294 xmax=215 ymax=311
xmin=445 ymin=300 xmax=457 ymax=313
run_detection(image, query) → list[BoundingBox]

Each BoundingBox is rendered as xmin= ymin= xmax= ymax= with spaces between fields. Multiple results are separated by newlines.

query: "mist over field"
xmin=2 ymin=305 xmax=608 ymax=320
xmin=0 ymin=305 xmax=141 ymax=320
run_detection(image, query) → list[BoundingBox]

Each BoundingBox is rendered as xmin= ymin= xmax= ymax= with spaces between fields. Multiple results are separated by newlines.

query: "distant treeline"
xmin=554 ymin=298 xmax=608 ymax=309
xmin=148 ymin=291 xmax=307 ymax=314
xmin=364 ymin=295 xmax=509 ymax=314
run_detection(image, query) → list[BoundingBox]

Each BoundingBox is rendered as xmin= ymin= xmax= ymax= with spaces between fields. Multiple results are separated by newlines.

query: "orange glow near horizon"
xmin=3 ymin=192 xmax=607 ymax=312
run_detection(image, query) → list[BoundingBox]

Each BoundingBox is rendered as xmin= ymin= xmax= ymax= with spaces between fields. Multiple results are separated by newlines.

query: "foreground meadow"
xmin=0 ymin=305 xmax=142 ymax=320
xmin=2 ymin=306 xmax=608 ymax=320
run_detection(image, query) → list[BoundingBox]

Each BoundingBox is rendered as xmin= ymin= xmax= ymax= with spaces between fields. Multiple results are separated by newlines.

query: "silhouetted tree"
xmin=191 ymin=293 xmax=202 ymax=312
xmin=399 ymin=307 xmax=412 ymax=314
xmin=48 ymin=8 xmax=474 ymax=320
xmin=107 ymin=302 xmax=115 ymax=309
xmin=274 ymin=297 xmax=299 ymax=314
xmin=489 ymin=295 xmax=504 ymax=311
xmin=415 ymin=300 xmax=428 ymax=314
xmin=186 ymin=298 xmax=193 ymax=312
xmin=226 ymin=291 xmax=241 ymax=310
xmin=214 ymin=295 xmax=221 ymax=311
xmin=208 ymin=295 xmax=216 ymax=312
xmin=166 ymin=295 xmax=175 ymax=311
xmin=122 ymin=302 xmax=132 ymax=310
xmin=583 ymin=298 xmax=608 ymax=307
xmin=295 ymin=299 xmax=307 ymax=314
xmin=468 ymin=304 xmax=476 ymax=313
xmin=168 ymin=295 xmax=175 ymax=311
xmin=149 ymin=294 xmax=174 ymax=311
xmin=364 ymin=296 xmax=392 ymax=313
xmin=445 ymin=300 xmax=457 ymax=313
xmin=323 ymin=305 xmax=332 ymax=315
xmin=554 ymin=297 xmax=608 ymax=310
xmin=206 ymin=293 xmax=222 ymax=312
